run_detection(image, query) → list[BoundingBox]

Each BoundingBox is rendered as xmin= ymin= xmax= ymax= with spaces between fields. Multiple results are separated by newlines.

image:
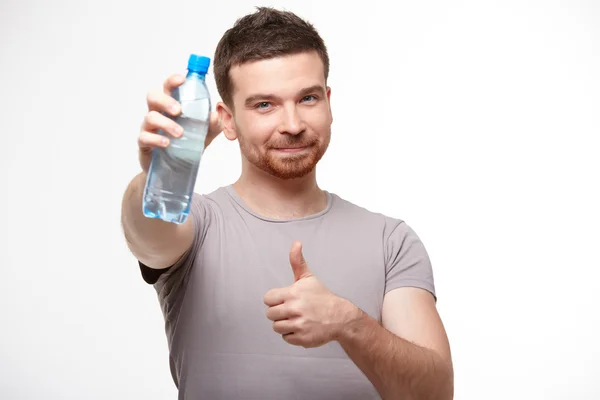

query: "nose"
xmin=278 ymin=104 xmax=306 ymax=136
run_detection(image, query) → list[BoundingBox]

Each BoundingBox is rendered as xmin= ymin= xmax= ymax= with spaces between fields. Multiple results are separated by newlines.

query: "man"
xmin=121 ymin=7 xmax=453 ymax=400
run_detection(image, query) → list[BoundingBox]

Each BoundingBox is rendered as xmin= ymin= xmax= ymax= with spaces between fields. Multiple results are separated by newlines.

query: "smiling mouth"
xmin=274 ymin=147 xmax=308 ymax=153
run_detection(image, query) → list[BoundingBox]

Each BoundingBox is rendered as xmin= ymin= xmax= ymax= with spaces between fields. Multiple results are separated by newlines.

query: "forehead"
xmin=229 ymin=51 xmax=326 ymax=100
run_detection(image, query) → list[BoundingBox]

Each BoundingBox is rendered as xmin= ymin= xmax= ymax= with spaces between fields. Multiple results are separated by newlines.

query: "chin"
xmin=261 ymin=147 xmax=325 ymax=180
xmin=263 ymin=158 xmax=317 ymax=180
xmin=268 ymin=165 xmax=316 ymax=180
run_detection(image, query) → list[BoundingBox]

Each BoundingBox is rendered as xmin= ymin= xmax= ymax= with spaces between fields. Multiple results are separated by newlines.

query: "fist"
xmin=264 ymin=241 xmax=358 ymax=348
xmin=137 ymin=74 xmax=223 ymax=173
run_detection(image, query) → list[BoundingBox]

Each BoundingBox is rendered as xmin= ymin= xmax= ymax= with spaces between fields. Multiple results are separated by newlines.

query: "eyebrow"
xmin=244 ymin=84 xmax=326 ymax=107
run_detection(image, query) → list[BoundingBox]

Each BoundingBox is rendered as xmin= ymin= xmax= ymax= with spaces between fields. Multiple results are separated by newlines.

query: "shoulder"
xmin=186 ymin=185 xmax=234 ymax=222
xmin=329 ymin=193 xmax=437 ymax=299
xmin=193 ymin=185 xmax=228 ymax=209
xmin=327 ymin=191 xmax=426 ymax=261
xmin=327 ymin=191 xmax=407 ymax=235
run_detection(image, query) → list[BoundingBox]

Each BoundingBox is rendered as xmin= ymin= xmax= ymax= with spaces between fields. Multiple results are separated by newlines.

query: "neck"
xmin=232 ymin=162 xmax=327 ymax=220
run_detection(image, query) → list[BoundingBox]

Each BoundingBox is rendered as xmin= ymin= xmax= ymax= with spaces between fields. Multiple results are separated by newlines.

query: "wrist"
xmin=333 ymin=298 xmax=367 ymax=342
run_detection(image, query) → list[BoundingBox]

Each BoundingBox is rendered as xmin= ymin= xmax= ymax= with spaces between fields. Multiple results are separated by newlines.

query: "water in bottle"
xmin=142 ymin=54 xmax=211 ymax=224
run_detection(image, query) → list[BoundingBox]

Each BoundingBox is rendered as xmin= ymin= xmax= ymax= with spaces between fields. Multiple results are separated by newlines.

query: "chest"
xmin=199 ymin=219 xmax=383 ymax=307
xmin=181 ymin=217 xmax=386 ymax=357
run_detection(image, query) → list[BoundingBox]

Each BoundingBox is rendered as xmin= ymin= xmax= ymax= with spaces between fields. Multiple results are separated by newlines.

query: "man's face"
xmin=223 ymin=51 xmax=332 ymax=180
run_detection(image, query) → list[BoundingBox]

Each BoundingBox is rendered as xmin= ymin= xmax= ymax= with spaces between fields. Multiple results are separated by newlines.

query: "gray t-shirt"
xmin=140 ymin=185 xmax=436 ymax=399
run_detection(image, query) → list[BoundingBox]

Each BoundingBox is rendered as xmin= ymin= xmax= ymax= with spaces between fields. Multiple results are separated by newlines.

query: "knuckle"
xmin=288 ymin=286 xmax=300 ymax=299
xmin=296 ymin=318 xmax=306 ymax=330
xmin=138 ymin=131 xmax=151 ymax=144
xmin=167 ymin=74 xmax=178 ymax=85
xmin=145 ymin=110 xmax=161 ymax=126
xmin=286 ymin=301 xmax=299 ymax=315
xmin=168 ymin=74 xmax=183 ymax=86
xmin=146 ymin=90 xmax=157 ymax=104
xmin=171 ymin=121 xmax=182 ymax=133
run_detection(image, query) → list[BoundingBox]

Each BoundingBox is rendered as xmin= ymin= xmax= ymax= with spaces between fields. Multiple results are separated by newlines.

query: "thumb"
xmin=289 ymin=241 xmax=311 ymax=281
xmin=204 ymin=112 xmax=223 ymax=148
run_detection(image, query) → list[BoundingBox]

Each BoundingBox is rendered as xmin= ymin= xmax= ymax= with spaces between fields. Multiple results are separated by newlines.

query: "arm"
xmin=121 ymin=73 xmax=222 ymax=270
xmin=336 ymin=287 xmax=453 ymax=400
xmin=120 ymin=171 xmax=194 ymax=269
xmin=264 ymin=228 xmax=452 ymax=398
xmin=264 ymin=241 xmax=453 ymax=399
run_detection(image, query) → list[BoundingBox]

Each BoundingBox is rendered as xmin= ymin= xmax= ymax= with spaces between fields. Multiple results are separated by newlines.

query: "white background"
xmin=1 ymin=0 xmax=599 ymax=398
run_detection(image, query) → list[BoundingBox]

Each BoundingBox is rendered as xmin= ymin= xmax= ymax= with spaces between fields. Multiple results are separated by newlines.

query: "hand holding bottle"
xmin=138 ymin=74 xmax=223 ymax=174
xmin=140 ymin=54 xmax=219 ymax=224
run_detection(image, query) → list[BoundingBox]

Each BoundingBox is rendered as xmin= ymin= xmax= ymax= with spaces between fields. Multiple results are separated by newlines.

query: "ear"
xmin=216 ymin=101 xmax=238 ymax=141
xmin=326 ymin=86 xmax=333 ymax=123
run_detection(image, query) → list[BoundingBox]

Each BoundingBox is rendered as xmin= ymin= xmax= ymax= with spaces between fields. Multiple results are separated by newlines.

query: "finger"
xmin=204 ymin=112 xmax=223 ymax=148
xmin=282 ymin=333 xmax=301 ymax=346
xmin=266 ymin=304 xmax=297 ymax=321
xmin=146 ymin=90 xmax=181 ymax=117
xmin=209 ymin=111 xmax=223 ymax=132
xmin=289 ymin=241 xmax=311 ymax=281
xmin=138 ymin=130 xmax=169 ymax=149
xmin=273 ymin=320 xmax=295 ymax=335
xmin=163 ymin=73 xmax=185 ymax=95
xmin=263 ymin=288 xmax=288 ymax=307
xmin=142 ymin=111 xmax=184 ymax=138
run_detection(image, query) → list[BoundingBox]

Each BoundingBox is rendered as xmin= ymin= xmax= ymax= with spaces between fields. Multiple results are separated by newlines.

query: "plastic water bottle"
xmin=142 ymin=54 xmax=212 ymax=224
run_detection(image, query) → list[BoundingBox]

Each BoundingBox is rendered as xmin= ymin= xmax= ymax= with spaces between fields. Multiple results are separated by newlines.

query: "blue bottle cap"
xmin=187 ymin=54 xmax=210 ymax=74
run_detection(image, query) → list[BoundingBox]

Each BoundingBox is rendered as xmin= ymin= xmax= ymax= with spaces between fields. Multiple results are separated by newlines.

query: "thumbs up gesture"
xmin=264 ymin=241 xmax=359 ymax=348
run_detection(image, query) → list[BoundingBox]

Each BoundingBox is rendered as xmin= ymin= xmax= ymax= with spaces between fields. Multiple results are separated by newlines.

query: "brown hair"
xmin=213 ymin=7 xmax=330 ymax=108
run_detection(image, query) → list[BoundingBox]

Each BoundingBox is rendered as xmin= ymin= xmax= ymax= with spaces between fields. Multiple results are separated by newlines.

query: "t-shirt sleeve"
xmin=384 ymin=219 xmax=437 ymax=301
xmin=138 ymin=193 xmax=210 ymax=287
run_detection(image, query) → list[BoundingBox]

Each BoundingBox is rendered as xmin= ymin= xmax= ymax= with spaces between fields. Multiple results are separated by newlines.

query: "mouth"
xmin=272 ymin=145 xmax=311 ymax=153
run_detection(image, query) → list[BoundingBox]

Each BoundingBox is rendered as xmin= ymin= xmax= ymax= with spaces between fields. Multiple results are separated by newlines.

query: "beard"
xmin=238 ymin=132 xmax=330 ymax=180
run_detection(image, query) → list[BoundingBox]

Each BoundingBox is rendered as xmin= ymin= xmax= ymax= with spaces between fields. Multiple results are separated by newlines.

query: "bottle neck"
xmin=186 ymin=70 xmax=206 ymax=80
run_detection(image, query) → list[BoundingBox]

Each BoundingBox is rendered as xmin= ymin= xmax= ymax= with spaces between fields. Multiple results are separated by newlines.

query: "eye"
xmin=301 ymin=95 xmax=317 ymax=103
xmin=255 ymin=102 xmax=271 ymax=110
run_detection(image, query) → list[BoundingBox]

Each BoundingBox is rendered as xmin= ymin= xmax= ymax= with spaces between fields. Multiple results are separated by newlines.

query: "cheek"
xmin=305 ymin=107 xmax=332 ymax=130
xmin=238 ymin=113 xmax=278 ymax=141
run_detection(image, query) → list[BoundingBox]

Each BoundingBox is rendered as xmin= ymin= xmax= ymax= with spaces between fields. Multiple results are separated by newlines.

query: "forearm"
xmin=336 ymin=305 xmax=453 ymax=400
xmin=120 ymin=172 xmax=191 ymax=265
